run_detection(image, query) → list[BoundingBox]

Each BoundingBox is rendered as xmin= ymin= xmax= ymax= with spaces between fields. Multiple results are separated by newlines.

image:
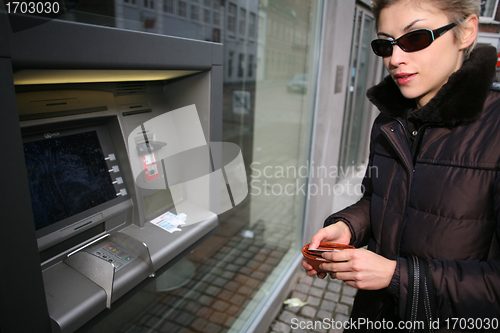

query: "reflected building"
xmin=478 ymin=0 xmax=500 ymax=59
xmin=259 ymin=0 xmax=310 ymax=81
xmin=223 ymin=0 xmax=259 ymax=84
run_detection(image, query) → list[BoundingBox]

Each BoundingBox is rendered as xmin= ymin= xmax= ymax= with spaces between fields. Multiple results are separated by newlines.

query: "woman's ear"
xmin=459 ymin=14 xmax=478 ymax=50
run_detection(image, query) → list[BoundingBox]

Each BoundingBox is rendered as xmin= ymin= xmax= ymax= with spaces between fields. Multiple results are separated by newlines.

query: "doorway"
xmin=339 ymin=5 xmax=378 ymax=173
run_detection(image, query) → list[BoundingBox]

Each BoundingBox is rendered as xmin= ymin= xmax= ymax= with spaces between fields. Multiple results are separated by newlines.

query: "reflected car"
xmin=287 ymin=74 xmax=308 ymax=94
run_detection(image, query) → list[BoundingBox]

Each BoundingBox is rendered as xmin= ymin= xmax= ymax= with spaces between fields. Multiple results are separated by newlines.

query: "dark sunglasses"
xmin=371 ymin=21 xmax=457 ymax=57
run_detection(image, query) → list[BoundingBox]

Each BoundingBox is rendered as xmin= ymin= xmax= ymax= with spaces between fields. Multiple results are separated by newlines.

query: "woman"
xmin=303 ymin=0 xmax=500 ymax=331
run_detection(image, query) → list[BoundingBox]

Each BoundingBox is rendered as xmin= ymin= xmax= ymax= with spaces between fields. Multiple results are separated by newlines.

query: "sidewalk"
xmin=268 ymin=271 xmax=356 ymax=333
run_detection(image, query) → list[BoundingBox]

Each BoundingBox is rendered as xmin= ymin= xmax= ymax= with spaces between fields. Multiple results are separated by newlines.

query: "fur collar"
xmin=366 ymin=46 xmax=497 ymax=128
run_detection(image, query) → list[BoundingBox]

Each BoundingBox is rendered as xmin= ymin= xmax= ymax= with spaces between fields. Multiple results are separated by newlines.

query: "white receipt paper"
xmin=150 ymin=212 xmax=187 ymax=233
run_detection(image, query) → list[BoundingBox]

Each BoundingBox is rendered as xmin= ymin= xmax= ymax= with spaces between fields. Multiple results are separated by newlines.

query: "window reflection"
xmin=164 ymin=0 xmax=174 ymax=13
xmin=180 ymin=1 xmax=187 ymax=17
xmin=58 ymin=1 xmax=323 ymax=331
xmin=228 ymin=3 xmax=237 ymax=34
xmin=239 ymin=8 xmax=246 ymax=37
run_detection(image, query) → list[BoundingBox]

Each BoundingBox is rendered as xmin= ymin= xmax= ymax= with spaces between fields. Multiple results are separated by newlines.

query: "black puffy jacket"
xmin=325 ymin=46 xmax=500 ymax=332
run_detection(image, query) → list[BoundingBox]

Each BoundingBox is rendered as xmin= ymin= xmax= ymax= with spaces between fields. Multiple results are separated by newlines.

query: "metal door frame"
xmin=339 ymin=4 xmax=377 ymax=174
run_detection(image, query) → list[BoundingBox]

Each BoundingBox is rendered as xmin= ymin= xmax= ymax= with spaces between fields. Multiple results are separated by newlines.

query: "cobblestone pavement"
xmin=269 ymin=271 xmax=356 ymax=333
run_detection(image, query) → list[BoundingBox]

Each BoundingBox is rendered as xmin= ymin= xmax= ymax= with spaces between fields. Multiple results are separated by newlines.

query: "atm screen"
xmin=23 ymin=131 xmax=117 ymax=231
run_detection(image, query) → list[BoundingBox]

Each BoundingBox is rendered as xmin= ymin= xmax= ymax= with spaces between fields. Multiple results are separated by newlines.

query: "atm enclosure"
xmin=0 ymin=12 xmax=223 ymax=333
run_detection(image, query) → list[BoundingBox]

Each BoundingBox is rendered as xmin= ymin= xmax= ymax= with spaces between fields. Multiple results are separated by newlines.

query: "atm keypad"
xmin=90 ymin=241 xmax=137 ymax=272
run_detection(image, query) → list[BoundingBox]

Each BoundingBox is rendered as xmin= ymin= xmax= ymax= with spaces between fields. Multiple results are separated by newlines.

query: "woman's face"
xmin=378 ymin=2 xmax=465 ymax=107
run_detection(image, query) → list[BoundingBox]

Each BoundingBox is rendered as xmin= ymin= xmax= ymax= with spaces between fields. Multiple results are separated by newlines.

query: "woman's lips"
xmin=394 ymin=73 xmax=416 ymax=85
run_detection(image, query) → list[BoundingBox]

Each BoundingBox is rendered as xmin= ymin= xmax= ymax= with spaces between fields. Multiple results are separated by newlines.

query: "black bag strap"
xmin=405 ymin=255 xmax=437 ymax=333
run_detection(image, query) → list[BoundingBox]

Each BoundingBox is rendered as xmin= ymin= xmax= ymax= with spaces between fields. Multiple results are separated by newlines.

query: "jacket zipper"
xmin=381 ymin=118 xmax=414 ymax=258
xmin=393 ymin=117 xmax=434 ymax=168
xmin=390 ymin=120 xmax=442 ymax=253
xmin=392 ymin=118 xmax=414 ymax=255
xmin=394 ymin=116 xmax=429 ymax=168
xmin=410 ymin=124 xmax=431 ymax=169
xmin=386 ymin=119 xmax=439 ymax=331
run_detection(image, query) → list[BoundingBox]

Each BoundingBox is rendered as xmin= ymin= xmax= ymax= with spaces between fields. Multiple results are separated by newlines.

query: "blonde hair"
xmin=371 ymin=0 xmax=480 ymax=59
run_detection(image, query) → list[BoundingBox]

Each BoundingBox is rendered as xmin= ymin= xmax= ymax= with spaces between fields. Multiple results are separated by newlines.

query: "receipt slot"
xmin=0 ymin=12 xmax=224 ymax=333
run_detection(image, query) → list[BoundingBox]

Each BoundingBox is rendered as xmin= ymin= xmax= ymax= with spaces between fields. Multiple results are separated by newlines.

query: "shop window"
xmin=51 ymin=1 xmax=326 ymax=332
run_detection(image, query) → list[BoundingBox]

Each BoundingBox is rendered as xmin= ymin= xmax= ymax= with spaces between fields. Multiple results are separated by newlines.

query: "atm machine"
xmin=0 ymin=10 xmax=225 ymax=333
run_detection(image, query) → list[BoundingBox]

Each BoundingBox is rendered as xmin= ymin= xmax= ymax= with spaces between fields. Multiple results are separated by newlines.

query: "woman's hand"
xmin=302 ymin=222 xmax=352 ymax=279
xmin=320 ymin=248 xmax=396 ymax=290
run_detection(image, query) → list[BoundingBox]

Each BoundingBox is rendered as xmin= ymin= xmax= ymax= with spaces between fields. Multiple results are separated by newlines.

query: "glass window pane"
xmin=56 ymin=0 xmax=325 ymax=331
xmin=239 ymin=8 xmax=246 ymax=36
xmin=238 ymin=53 xmax=245 ymax=77
xmin=228 ymin=3 xmax=237 ymax=34
xmin=481 ymin=0 xmax=498 ymax=17
xmin=249 ymin=12 xmax=256 ymax=38
xmin=213 ymin=11 xmax=220 ymax=25
xmin=164 ymin=0 xmax=174 ymax=13
xmin=191 ymin=4 xmax=199 ymax=20
xmin=178 ymin=0 xmax=187 ymax=17
xmin=339 ymin=8 xmax=376 ymax=172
